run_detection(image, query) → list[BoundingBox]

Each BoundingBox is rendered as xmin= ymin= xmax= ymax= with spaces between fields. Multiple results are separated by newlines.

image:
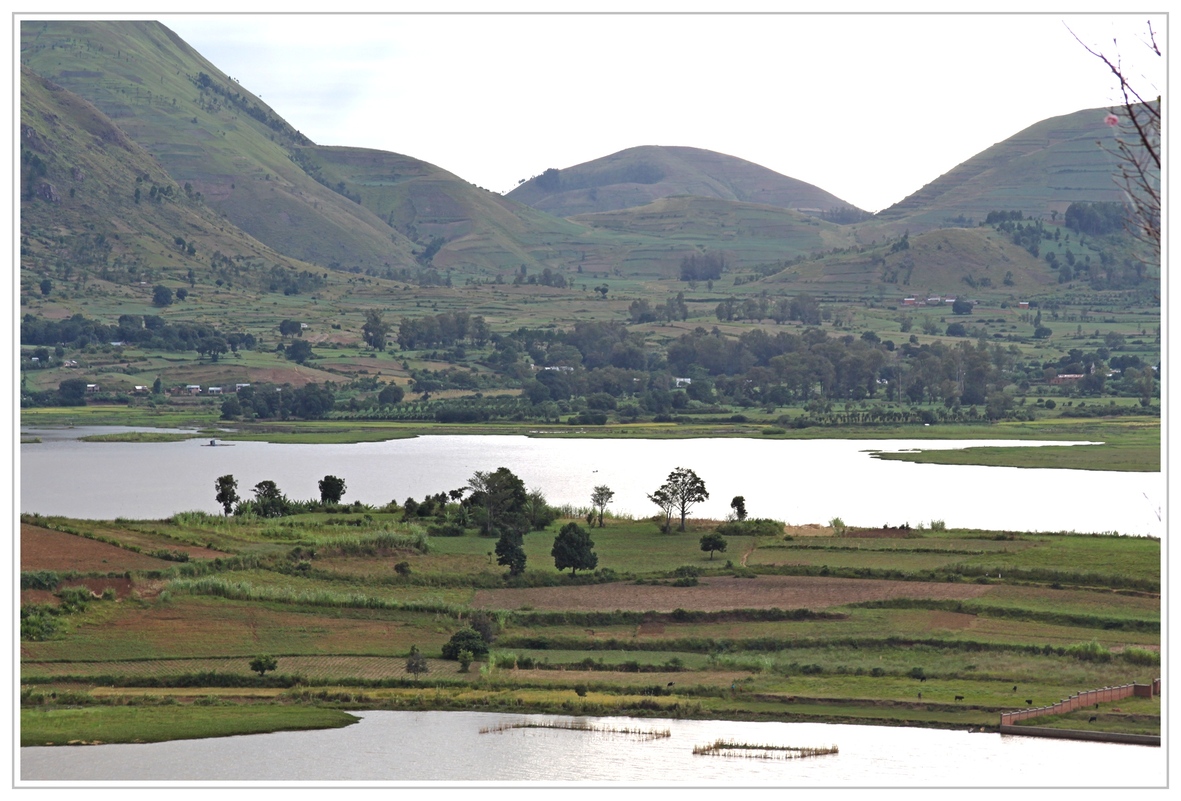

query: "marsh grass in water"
xmin=479 ymin=719 xmax=671 ymax=740
xmin=692 ymin=740 xmax=839 ymax=759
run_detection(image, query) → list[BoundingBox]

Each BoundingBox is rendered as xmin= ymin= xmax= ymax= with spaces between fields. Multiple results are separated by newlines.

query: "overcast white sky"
xmin=141 ymin=10 xmax=1165 ymax=213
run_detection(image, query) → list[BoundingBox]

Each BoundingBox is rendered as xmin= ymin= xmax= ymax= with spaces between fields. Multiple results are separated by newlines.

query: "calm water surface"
xmin=19 ymin=430 xmax=1163 ymax=535
xmin=19 ymin=711 xmax=1163 ymax=785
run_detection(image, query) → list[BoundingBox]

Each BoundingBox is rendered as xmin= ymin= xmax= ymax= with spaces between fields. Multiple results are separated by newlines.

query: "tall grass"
xmin=166 ymin=576 xmax=460 ymax=614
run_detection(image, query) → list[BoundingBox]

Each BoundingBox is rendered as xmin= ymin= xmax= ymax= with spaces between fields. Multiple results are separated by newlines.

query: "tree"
xmin=249 ymin=654 xmax=278 ymax=676
xmin=648 ymin=486 xmax=676 ymax=533
xmin=152 ymin=284 xmax=173 ymax=307
xmin=551 ymin=522 xmax=598 ymax=575
xmin=362 ymin=309 xmax=389 ymax=350
xmin=466 ymin=467 xmax=528 ymax=538
xmin=57 ymin=378 xmax=88 ymax=406
xmin=495 ymin=530 xmax=527 ymax=576
xmin=405 ymin=645 xmax=428 ymax=679
xmin=319 ymin=475 xmax=346 ymax=505
xmin=175 ymin=288 xmax=188 ymax=301
xmin=590 ymin=485 xmax=615 ymax=528
xmin=700 ymin=532 xmax=728 ymax=560
xmin=442 ymin=628 xmax=489 ymax=660
xmin=252 ymin=480 xmax=287 ymax=517
xmin=286 ymin=339 xmax=313 ymax=363
xmin=215 ymin=474 xmax=239 ymax=515
xmin=951 ymin=297 xmax=973 ymax=315
xmin=730 ymin=496 xmax=747 ymax=521
xmin=196 ymin=336 xmax=228 ymax=362
xmin=39 ymin=278 xmax=52 ymax=296
xmin=279 ymin=319 xmax=302 ymax=337
xmin=656 ymin=467 xmax=709 ymax=531
xmin=377 ymin=382 xmax=404 ymax=405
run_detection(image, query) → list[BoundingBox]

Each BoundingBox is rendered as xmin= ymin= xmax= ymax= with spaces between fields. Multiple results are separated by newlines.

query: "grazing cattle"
xmin=667 ymin=682 xmax=675 ymax=687
xmin=954 ymin=695 xmax=964 ymax=702
xmin=920 ymin=677 xmax=926 ymax=682
xmin=1089 ymin=716 xmax=1098 ymax=723
xmin=1025 ymin=700 xmax=1033 ymax=705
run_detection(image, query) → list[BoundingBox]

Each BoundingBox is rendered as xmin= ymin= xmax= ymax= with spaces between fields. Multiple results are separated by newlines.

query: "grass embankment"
xmin=20 ymin=704 xmax=358 ymax=746
xmin=20 ymin=510 xmax=1159 ymax=744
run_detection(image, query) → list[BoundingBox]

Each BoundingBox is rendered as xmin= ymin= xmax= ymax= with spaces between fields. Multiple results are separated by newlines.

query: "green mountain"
xmin=860 ymin=107 xmax=1129 ymax=238
xmin=19 ymin=18 xmax=1155 ymax=318
xmin=20 ymin=20 xmax=420 ymax=273
xmin=507 ymin=145 xmax=862 ymax=217
xmin=20 ymin=66 xmax=319 ymax=300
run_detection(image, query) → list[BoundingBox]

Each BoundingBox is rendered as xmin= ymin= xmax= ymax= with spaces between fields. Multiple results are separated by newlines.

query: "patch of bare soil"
xmin=784 ymin=524 xmax=832 ymax=537
xmin=471 ymin=574 xmax=992 ymax=613
xmin=20 ymin=524 xmax=174 ymax=572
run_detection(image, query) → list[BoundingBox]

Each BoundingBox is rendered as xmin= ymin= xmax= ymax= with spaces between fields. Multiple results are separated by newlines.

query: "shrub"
xmin=1121 ymin=647 xmax=1160 ymax=666
xmin=929 ymin=520 xmax=947 ymax=532
xmin=829 ymin=517 xmax=847 ymax=535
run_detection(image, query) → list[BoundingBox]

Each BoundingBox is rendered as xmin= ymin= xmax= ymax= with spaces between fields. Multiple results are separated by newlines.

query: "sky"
xmin=138 ymin=10 xmax=1165 ymax=213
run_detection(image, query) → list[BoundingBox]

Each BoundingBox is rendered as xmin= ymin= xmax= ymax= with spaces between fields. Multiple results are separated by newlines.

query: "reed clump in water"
xmin=480 ymin=720 xmax=670 ymax=740
xmin=692 ymin=740 xmax=839 ymax=759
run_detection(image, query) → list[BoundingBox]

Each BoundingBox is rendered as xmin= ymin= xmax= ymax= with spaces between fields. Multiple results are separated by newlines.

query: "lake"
xmin=19 ymin=429 xmax=1164 ymax=536
xmin=19 ymin=710 xmax=1164 ymax=785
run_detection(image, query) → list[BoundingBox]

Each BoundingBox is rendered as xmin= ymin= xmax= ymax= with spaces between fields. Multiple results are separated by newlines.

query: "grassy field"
xmin=19 ymin=506 xmax=1159 ymax=745
xmin=20 ymin=704 xmax=358 ymax=746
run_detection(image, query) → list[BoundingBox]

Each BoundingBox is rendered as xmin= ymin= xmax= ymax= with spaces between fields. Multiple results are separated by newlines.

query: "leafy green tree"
xmin=730 ymin=496 xmax=747 ymax=521
xmin=656 ymin=467 xmax=709 ymax=531
xmin=551 ymin=522 xmax=598 ymax=575
xmin=442 ymin=628 xmax=489 ymax=660
xmin=466 ymin=467 xmax=529 ymax=538
xmin=524 ymin=488 xmax=557 ymax=531
xmin=951 ymin=297 xmax=973 ymax=315
xmin=249 ymin=654 xmax=278 ymax=676
xmin=196 ymin=336 xmax=228 ymax=361
xmin=377 ymin=382 xmax=404 ymax=405
xmin=318 ymin=475 xmax=346 ymax=504
xmin=590 ymin=485 xmax=614 ymax=528
xmin=648 ymin=486 xmax=676 ymax=533
xmin=39 ymin=278 xmax=52 ymax=296
xmin=220 ymin=395 xmax=242 ymax=420
xmin=495 ymin=530 xmax=527 ymax=576
xmin=700 ymin=532 xmax=728 ymax=560
xmin=362 ymin=309 xmax=389 ymax=350
xmin=215 ymin=474 xmax=239 ymax=515
xmin=279 ymin=319 xmax=302 ymax=337
xmin=286 ymin=339 xmax=313 ymax=363
xmin=405 ymin=645 xmax=428 ymax=679
xmin=57 ymin=378 xmax=88 ymax=406
xmin=152 ymin=285 xmax=173 ymax=307
xmin=252 ymin=480 xmax=288 ymax=517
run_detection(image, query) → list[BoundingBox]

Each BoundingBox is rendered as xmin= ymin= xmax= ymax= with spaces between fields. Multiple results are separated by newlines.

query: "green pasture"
xmin=20 ymin=705 xmax=358 ymax=746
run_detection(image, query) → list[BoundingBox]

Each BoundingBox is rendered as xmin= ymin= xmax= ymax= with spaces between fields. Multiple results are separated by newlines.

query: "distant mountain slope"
xmin=568 ymin=195 xmax=860 ymax=277
xmin=507 ymin=145 xmax=862 ymax=218
xmin=20 ymin=19 xmax=420 ymax=272
xmin=20 ymin=66 xmax=318 ymax=297
xmin=295 ymin=145 xmax=596 ymax=274
xmin=862 ymin=107 xmax=1132 ymax=237
xmin=761 ymin=226 xmax=1064 ymax=299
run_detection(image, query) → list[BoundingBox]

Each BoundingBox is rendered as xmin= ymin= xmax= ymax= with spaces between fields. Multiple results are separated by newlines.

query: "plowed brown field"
xmin=20 ymin=524 xmax=173 ymax=572
xmin=471 ymin=574 xmax=993 ymax=613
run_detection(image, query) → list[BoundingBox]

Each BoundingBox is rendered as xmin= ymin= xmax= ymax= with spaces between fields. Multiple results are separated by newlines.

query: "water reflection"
xmin=20 ymin=431 xmax=1163 ymax=536
xmin=20 ymin=711 xmax=1163 ymax=785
